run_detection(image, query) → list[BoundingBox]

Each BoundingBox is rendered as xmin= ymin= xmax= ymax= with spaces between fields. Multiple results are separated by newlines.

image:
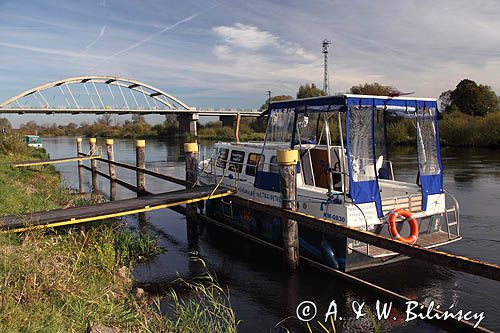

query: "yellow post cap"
xmin=184 ymin=142 xmax=198 ymax=153
xmin=136 ymin=139 xmax=145 ymax=148
xmin=277 ymin=149 xmax=299 ymax=165
xmin=76 ymin=138 xmax=82 ymax=142
xmin=106 ymin=139 xmax=114 ymax=145
xmin=89 ymin=138 xmax=97 ymax=143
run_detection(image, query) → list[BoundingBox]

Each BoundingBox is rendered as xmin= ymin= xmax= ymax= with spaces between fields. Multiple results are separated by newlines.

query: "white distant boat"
xmin=25 ymin=135 xmax=43 ymax=148
xmin=198 ymin=94 xmax=461 ymax=271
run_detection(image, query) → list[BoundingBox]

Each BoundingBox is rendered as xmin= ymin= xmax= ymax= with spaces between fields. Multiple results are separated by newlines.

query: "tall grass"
xmin=165 ymin=258 xmax=239 ymax=332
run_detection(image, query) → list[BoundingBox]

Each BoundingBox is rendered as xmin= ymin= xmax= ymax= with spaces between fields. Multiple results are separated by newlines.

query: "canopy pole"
xmin=323 ymin=113 xmax=334 ymax=195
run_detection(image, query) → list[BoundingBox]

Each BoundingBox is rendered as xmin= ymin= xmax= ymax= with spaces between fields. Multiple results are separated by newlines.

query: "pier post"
xmin=89 ymin=138 xmax=98 ymax=194
xmin=184 ymin=142 xmax=199 ymax=251
xmin=278 ymin=149 xmax=299 ymax=270
xmin=106 ymin=139 xmax=116 ymax=201
xmin=136 ymin=140 xmax=146 ymax=196
xmin=76 ymin=138 xmax=84 ymax=194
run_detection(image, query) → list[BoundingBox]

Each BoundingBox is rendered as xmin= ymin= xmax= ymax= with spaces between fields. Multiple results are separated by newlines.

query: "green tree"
xmin=349 ymin=82 xmax=395 ymax=96
xmin=449 ymin=79 xmax=498 ymax=116
xmin=296 ymin=83 xmax=325 ymax=99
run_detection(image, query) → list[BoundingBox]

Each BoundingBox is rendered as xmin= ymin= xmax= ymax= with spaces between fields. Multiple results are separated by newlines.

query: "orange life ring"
xmin=388 ymin=209 xmax=419 ymax=245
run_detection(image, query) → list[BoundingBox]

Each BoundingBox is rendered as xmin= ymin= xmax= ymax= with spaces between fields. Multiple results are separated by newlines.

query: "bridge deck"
xmin=0 ymin=185 xmax=232 ymax=232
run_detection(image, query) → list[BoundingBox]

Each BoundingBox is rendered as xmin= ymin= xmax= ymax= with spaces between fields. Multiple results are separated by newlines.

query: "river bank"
xmin=0 ymin=136 xmax=238 ymax=332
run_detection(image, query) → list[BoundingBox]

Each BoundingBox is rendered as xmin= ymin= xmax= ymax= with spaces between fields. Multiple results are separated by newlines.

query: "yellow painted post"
xmin=184 ymin=142 xmax=199 ymax=250
xmin=136 ymin=140 xmax=146 ymax=196
xmin=277 ymin=149 xmax=299 ymax=270
xmin=106 ymin=139 xmax=116 ymax=201
xmin=89 ymin=138 xmax=98 ymax=193
xmin=76 ymin=138 xmax=84 ymax=194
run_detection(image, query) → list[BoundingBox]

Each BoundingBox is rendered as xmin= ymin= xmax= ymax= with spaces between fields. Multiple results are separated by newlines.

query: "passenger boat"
xmin=198 ymin=94 xmax=461 ymax=271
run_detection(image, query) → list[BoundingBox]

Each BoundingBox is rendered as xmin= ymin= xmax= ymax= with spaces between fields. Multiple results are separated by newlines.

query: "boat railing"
xmin=444 ymin=189 xmax=460 ymax=238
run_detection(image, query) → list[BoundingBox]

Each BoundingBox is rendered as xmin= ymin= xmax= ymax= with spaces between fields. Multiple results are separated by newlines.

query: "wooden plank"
xmin=0 ymin=185 xmax=233 ymax=232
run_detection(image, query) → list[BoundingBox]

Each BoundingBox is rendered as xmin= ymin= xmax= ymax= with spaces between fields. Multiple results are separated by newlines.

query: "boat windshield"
xmin=264 ymin=106 xmax=295 ymax=144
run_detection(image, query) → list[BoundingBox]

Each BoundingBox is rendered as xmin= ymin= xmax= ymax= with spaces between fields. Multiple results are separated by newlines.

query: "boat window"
xmin=270 ymin=155 xmax=279 ymax=174
xmin=265 ymin=108 xmax=295 ymax=143
xmin=295 ymin=113 xmax=321 ymax=144
xmin=216 ymin=148 xmax=229 ymax=169
xmin=228 ymin=150 xmax=245 ymax=173
xmin=245 ymin=153 xmax=265 ymax=176
xmin=349 ymin=105 xmax=376 ymax=182
xmin=416 ymin=107 xmax=441 ymax=175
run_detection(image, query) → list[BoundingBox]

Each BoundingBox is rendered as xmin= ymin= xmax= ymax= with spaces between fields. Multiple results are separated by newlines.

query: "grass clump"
xmin=166 ymin=258 xmax=239 ymax=333
xmin=115 ymin=229 xmax=164 ymax=263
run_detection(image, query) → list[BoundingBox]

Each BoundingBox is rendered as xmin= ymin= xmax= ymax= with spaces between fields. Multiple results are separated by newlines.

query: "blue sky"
xmin=2 ymin=0 xmax=500 ymax=126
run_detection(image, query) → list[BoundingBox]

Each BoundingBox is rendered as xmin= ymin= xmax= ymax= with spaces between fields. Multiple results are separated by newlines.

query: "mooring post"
xmin=278 ymin=149 xmax=299 ymax=270
xmin=106 ymin=139 xmax=116 ymax=201
xmin=76 ymin=138 xmax=84 ymax=194
xmin=89 ymin=138 xmax=98 ymax=194
xmin=184 ymin=142 xmax=199 ymax=251
xmin=136 ymin=140 xmax=146 ymax=196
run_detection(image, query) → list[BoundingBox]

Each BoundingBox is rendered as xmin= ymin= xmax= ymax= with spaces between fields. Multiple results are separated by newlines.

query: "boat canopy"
xmin=265 ymin=94 xmax=443 ymax=217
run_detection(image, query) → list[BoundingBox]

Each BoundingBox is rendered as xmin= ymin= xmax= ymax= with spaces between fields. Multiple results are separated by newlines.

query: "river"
xmin=42 ymin=137 xmax=500 ymax=332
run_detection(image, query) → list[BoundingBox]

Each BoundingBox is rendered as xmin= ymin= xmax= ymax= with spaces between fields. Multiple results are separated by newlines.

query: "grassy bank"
xmin=0 ymin=135 xmax=238 ymax=332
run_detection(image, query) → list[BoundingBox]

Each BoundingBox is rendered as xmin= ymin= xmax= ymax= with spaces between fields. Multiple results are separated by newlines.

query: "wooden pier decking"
xmin=0 ymin=185 xmax=233 ymax=233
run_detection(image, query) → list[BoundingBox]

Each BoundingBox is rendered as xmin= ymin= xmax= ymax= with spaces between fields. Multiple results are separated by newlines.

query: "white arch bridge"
xmin=0 ymin=76 xmax=261 ymax=136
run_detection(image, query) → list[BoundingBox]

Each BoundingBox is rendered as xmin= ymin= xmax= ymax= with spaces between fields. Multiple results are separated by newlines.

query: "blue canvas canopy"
xmin=266 ymin=94 xmax=443 ymax=216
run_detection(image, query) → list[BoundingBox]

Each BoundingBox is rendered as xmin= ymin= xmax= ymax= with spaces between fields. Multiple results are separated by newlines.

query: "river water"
xmin=42 ymin=137 xmax=500 ymax=332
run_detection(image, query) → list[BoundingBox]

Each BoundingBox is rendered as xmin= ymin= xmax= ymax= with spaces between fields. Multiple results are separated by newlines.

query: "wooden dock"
xmin=0 ymin=185 xmax=233 ymax=233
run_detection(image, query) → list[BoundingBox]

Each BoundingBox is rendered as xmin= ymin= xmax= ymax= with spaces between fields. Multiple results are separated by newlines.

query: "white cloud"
xmin=212 ymin=23 xmax=278 ymax=50
xmin=211 ymin=23 xmax=315 ymax=62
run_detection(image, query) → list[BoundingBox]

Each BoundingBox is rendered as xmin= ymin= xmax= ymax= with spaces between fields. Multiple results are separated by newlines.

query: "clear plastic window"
xmin=416 ymin=108 xmax=441 ymax=176
xmin=349 ymin=105 xmax=375 ymax=182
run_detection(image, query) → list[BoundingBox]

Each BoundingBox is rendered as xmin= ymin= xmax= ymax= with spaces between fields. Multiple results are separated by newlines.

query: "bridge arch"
xmin=0 ymin=75 xmax=192 ymax=111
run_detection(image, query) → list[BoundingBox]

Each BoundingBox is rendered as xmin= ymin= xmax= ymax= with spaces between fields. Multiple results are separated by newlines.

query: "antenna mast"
xmin=322 ymin=39 xmax=331 ymax=95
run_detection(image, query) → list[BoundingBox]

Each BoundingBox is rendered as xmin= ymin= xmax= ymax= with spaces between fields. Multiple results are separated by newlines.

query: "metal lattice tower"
xmin=322 ymin=39 xmax=331 ymax=95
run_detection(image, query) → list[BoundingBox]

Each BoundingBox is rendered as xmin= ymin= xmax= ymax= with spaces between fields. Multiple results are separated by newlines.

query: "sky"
xmin=2 ymin=0 xmax=500 ymax=126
